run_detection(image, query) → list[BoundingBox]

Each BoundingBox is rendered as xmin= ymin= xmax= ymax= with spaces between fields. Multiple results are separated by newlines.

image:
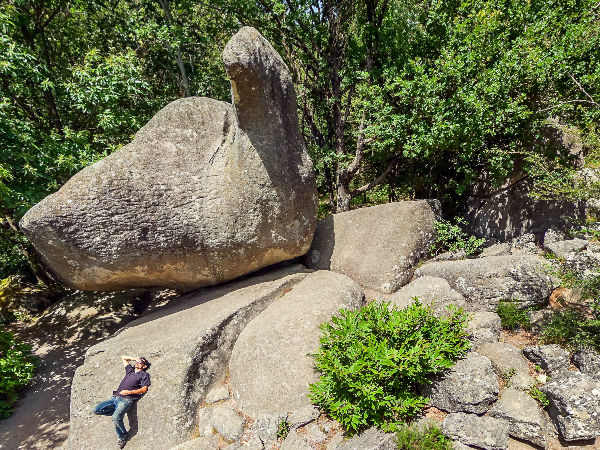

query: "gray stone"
xmin=327 ymin=433 xmax=345 ymax=450
xmin=443 ymin=413 xmax=509 ymax=450
xmin=230 ymin=271 xmax=364 ymax=417
xmin=389 ymin=276 xmax=467 ymax=317
xmin=415 ymin=255 xmax=555 ymax=311
xmin=211 ymin=407 xmax=244 ymax=441
xmin=465 ymin=312 xmax=501 ymax=347
xmin=68 ymin=266 xmax=309 ymax=450
xmin=543 ymin=228 xmax=567 ymax=248
xmin=242 ymin=434 xmax=263 ymax=450
xmin=302 ymin=422 xmax=327 ymax=444
xmin=540 ymin=371 xmax=600 ymax=441
xmin=304 ymin=201 xmax=440 ymax=293
xmin=478 ymin=243 xmax=511 ymax=258
xmin=488 ymin=388 xmax=546 ymax=447
xmin=223 ymin=443 xmax=242 ymax=450
xmin=205 ymin=386 xmax=230 ymax=404
xmin=251 ymin=414 xmax=286 ymax=442
xmin=198 ymin=408 xmax=214 ymax=437
xmin=476 ymin=342 xmax=535 ymax=390
xmin=335 ymin=427 xmax=396 ymax=450
xmin=20 ymin=27 xmax=317 ymax=291
xmin=168 ymin=435 xmax=220 ymax=450
xmin=452 ymin=441 xmax=475 ymax=450
xmin=523 ymin=345 xmax=570 ymax=375
xmin=573 ymin=348 xmax=600 ymax=380
xmin=545 ymin=238 xmax=588 ymax=259
xmin=421 ymin=353 xmax=499 ymax=414
xmin=462 ymin=177 xmax=586 ymax=242
xmin=288 ymin=405 xmax=320 ymax=428
xmin=280 ymin=429 xmax=312 ymax=450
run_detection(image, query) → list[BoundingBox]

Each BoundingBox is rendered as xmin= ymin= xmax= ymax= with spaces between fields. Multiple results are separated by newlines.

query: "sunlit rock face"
xmin=20 ymin=27 xmax=318 ymax=291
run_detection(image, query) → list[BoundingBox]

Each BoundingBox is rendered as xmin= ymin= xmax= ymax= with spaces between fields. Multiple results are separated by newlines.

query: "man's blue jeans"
xmin=93 ymin=396 xmax=134 ymax=440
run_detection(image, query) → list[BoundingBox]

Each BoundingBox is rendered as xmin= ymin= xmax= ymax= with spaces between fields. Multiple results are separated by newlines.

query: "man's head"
xmin=135 ymin=357 xmax=150 ymax=371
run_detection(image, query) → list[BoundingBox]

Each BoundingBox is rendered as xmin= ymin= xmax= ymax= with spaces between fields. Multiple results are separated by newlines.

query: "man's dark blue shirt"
xmin=114 ymin=365 xmax=151 ymax=400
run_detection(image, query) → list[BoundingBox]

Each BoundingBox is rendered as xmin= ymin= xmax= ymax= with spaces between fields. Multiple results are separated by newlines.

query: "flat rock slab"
xmin=540 ymin=371 xmax=600 ymax=441
xmin=545 ymin=239 xmax=588 ymax=259
xmin=20 ymin=27 xmax=317 ymax=291
xmin=465 ymin=312 xmax=501 ymax=347
xmin=211 ymin=407 xmax=244 ymax=440
xmin=443 ymin=413 xmax=509 ymax=450
xmin=334 ymin=427 xmax=397 ymax=450
xmin=281 ymin=429 xmax=312 ymax=450
xmin=415 ymin=255 xmax=555 ymax=311
xmin=230 ymin=270 xmax=364 ymax=417
xmin=304 ymin=201 xmax=440 ymax=293
xmin=389 ymin=276 xmax=467 ymax=317
xmin=523 ymin=345 xmax=570 ymax=375
xmin=422 ymin=352 xmax=499 ymax=414
xmin=68 ymin=265 xmax=310 ymax=450
xmin=476 ymin=342 xmax=535 ymax=390
xmin=488 ymin=388 xmax=546 ymax=447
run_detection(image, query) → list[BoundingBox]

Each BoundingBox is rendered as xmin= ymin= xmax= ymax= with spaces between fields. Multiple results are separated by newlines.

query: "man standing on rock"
xmin=92 ymin=356 xmax=151 ymax=449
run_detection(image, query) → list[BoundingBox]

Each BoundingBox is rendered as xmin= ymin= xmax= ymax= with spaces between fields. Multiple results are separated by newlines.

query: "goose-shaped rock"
xmin=20 ymin=27 xmax=318 ymax=291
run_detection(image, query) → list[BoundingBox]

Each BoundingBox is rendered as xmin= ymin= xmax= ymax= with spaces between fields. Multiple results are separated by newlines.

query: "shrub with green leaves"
xmin=541 ymin=308 xmax=600 ymax=352
xmin=396 ymin=422 xmax=453 ymax=450
xmin=528 ymin=385 xmax=550 ymax=407
xmin=496 ymin=300 xmax=531 ymax=331
xmin=0 ymin=330 xmax=36 ymax=418
xmin=309 ymin=301 xmax=470 ymax=433
xmin=430 ymin=218 xmax=486 ymax=257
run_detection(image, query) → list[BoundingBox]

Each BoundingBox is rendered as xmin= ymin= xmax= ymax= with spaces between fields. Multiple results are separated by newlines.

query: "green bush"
xmin=430 ymin=218 xmax=486 ymax=257
xmin=541 ymin=308 xmax=600 ymax=352
xmin=396 ymin=422 xmax=453 ymax=450
xmin=496 ymin=300 xmax=531 ymax=331
xmin=0 ymin=330 xmax=36 ymax=418
xmin=528 ymin=385 xmax=550 ymax=407
xmin=309 ymin=301 xmax=470 ymax=433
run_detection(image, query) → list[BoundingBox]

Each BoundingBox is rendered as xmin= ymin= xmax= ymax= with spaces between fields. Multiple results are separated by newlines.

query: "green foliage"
xmin=496 ymin=300 xmax=531 ymax=331
xmin=501 ymin=368 xmax=516 ymax=387
xmin=0 ymin=330 xmax=36 ymax=418
xmin=276 ymin=418 xmax=290 ymax=441
xmin=396 ymin=422 xmax=452 ymax=450
xmin=309 ymin=301 xmax=470 ymax=433
xmin=528 ymin=385 xmax=550 ymax=408
xmin=541 ymin=308 xmax=600 ymax=352
xmin=430 ymin=218 xmax=485 ymax=257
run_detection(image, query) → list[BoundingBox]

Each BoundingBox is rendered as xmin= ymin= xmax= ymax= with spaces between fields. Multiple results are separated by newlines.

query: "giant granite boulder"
xmin=68 ymin=265 xmax=310 ymax=450
xmin=19 ymin=27 xmax=318 ymax=291
xmin=304 ymin=201 xmax=440 ymax=293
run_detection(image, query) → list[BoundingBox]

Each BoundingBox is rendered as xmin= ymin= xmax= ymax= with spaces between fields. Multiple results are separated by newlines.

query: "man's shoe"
xmin=117 ymin=437 xmax=127 ymax=449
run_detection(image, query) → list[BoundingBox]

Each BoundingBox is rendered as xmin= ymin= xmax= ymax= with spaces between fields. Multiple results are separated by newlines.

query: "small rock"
xmin=478 ymin=243 xmax=511 ymax=258
xmin=527 ymin=309 xmax=554 ymax=334
xmin=389 ymin=276 xmax=467 ymax=318
xmin=540 ymin=371 xmax=600 ymax=441
xmin=205 ymin=386 xmax=230 ymax=404
xmin=545 ymin=238 xmax=588 ymax=259
xmin=523 ymin=345 xmax=570 ymax=375
xmin=280 ymin=429 xmax=312 ymax=450
xmin=572 ymin=348 xmax=600 ymax=380
xmin=251 ymin=414 xmax=286 ymax=442
xmin=302 ymin=422 xmax=327 ymax=444
xmin=242 ymin=434 xmax=264 ymax=449
xmin=288 ymin=405 xmax=320 ymax=428
xmin=443 ymin=413 xmax=509 ymax=450
xmin=476 ymin=342 xmax=535 ymax=390
xmin=465 ymin=312 xmax=501 ymax=347
xmin=543 ymin=228 xmax=567 ymax=248
xmin=431 ymin=250 xmax=467 ymax=262
xmin=223 ymin=443 xmax=242 ymax=450
xmin=452 ymin=441 xmax=476 ymax=450
xmin=197 ymin=408 xmax=214 ymax=437
xmin=421 ymin=353 xmax=499 ymax=414
xmin=211 ymin=407 xmax=245 ymax=441
xmin=335 ymin=427 xmax=396 ymax=450
xmin=327 ymin=432 xmax=345 ymax=450
xmin=488 ymin=388 xmax=546 ymax=447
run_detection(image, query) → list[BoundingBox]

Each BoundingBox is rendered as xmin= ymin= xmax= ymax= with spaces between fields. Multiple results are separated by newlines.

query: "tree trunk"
xmin=158 ymin=0 xmax=192 ymax=97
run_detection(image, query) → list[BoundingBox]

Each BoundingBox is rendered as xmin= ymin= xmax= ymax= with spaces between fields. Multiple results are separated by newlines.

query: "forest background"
xmin=1 ymin=0 xmax=599 ymax=284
